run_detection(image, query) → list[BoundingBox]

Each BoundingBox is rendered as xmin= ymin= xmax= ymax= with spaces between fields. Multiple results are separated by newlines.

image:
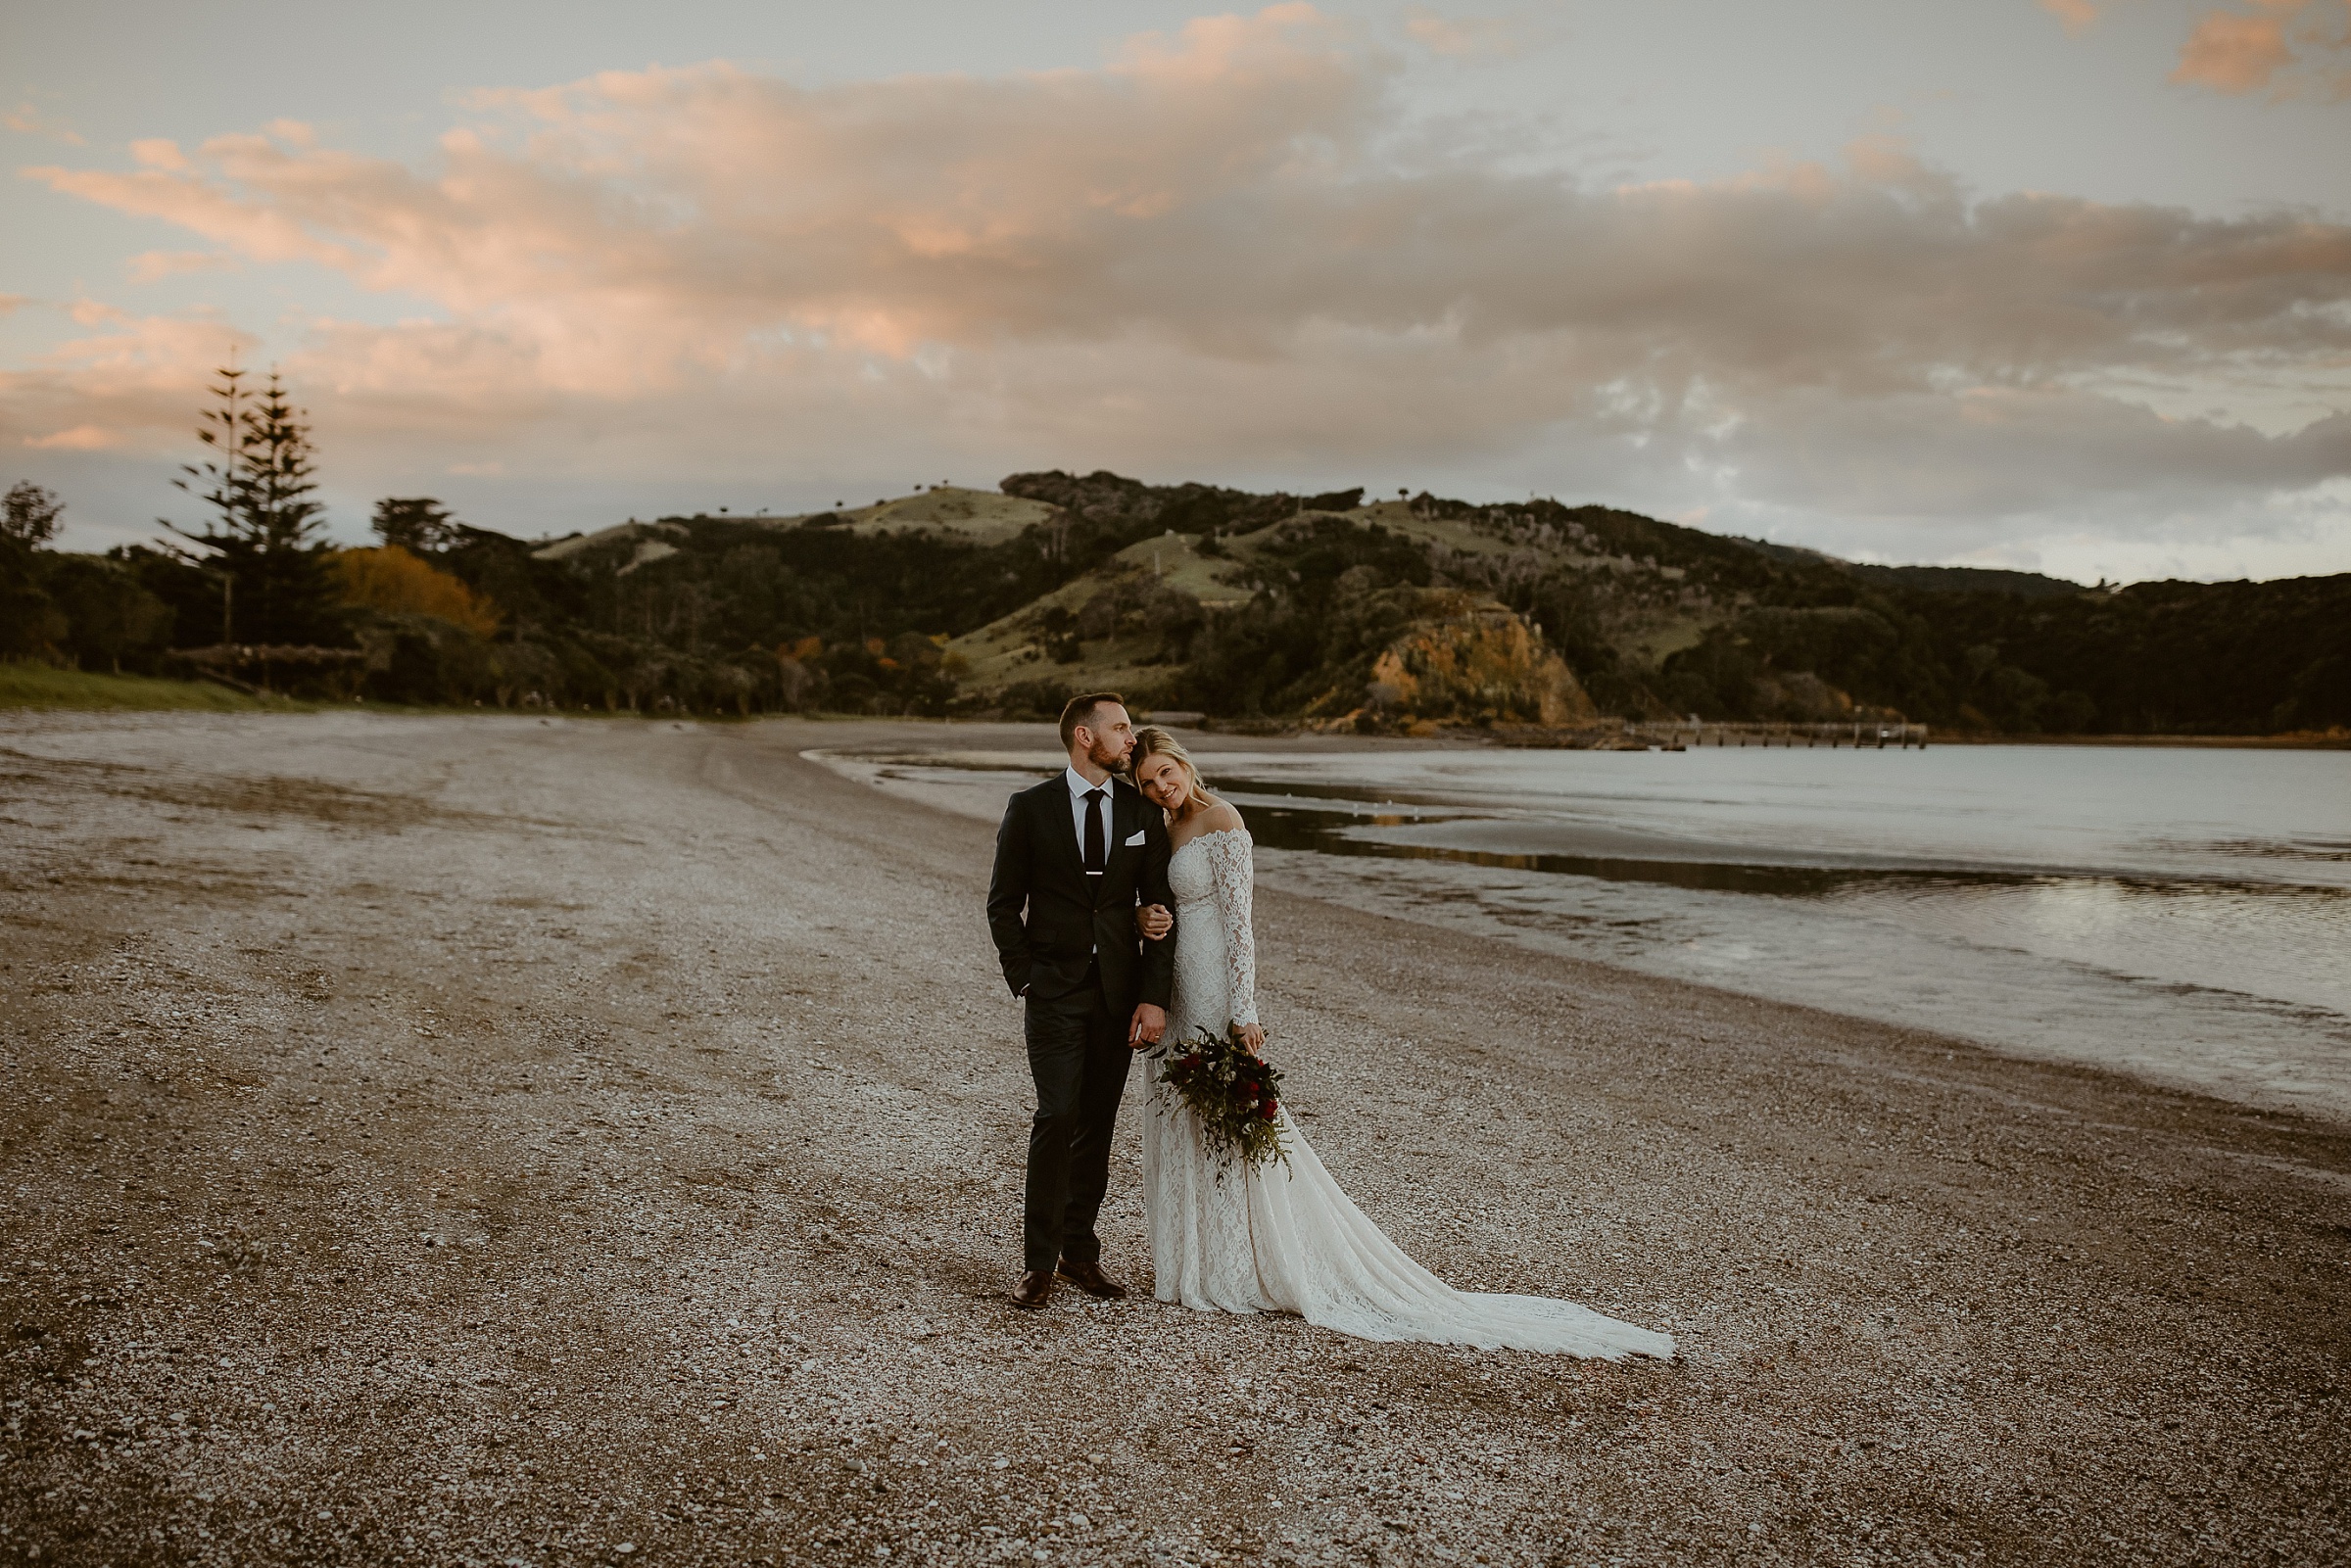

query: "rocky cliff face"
xmin=1360 ymin=594 xmax=1597 ymax=728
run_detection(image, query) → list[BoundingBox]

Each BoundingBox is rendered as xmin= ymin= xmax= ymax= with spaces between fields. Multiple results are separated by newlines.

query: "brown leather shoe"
xmin=1009 ymin=1269 xmax=1054 ymax=1309
xmin=1057 ymin=1259 xmax=1128 ymax=1300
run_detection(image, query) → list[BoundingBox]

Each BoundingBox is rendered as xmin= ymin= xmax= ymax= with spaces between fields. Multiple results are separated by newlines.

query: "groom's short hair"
xmin=1058 ymin=691 xmax=1126 ymax=749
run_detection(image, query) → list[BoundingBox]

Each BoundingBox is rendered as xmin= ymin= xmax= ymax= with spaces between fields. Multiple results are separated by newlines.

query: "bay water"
xmin=818 ymin=742 xmax=2351 ymax=1122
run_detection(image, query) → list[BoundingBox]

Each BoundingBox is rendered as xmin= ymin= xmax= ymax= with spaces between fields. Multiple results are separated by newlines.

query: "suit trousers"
xmin=1022 ymin=968 xmax=1133 ymax=1273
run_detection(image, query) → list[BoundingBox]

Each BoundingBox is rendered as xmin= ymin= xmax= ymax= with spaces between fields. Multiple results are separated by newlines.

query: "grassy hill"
xmin=531 ymin=485 xmax=1058 ymax=566
xmin=933 ymin=473 xmax=2349 ymax=736
xmin=13 ymin=472 xmax=2347 ymax=735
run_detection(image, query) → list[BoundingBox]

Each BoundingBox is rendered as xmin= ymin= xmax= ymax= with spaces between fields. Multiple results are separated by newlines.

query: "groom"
xmin=985 ymin=692 xmax=1175 ymax=1309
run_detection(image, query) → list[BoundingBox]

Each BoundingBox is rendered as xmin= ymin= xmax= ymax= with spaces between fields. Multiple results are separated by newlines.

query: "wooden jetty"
xmin=1622 ymin=719 xmax=1929 ymax=750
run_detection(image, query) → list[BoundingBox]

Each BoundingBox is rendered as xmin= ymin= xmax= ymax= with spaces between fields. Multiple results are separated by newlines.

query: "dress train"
xmin=1140 ymin=828 xmax=1674 ymax=1360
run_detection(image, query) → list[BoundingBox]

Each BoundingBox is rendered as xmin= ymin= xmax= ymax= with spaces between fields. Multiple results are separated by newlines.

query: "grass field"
xmin=0 ymin=662 xmax=306 ymax=713
xmin=0 ymin=663 xmax=859 ymax=721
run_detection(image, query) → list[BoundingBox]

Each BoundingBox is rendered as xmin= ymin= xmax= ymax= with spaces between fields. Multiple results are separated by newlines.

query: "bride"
xmin=1126 ymin=727 xmax=1674 ymax=1360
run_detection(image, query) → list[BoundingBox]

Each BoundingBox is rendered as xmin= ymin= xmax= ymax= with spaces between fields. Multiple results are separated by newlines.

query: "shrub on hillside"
xmin=356 ymin=613 xmax=501 ymax=705
xmin=334 ymin=546 xmax=503 ymax=637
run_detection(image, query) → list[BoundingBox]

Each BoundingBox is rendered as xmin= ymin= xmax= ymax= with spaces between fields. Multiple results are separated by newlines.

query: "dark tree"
xmin=49 ymin=556 xmax=173 ymax=673
xmin=163 ymin=365 xmax=346 ymax=646
xmin=1 ymin=481 xmax=68 ymax=657
xmin=4 ymin=481 xmax=63 ymax=547
xmin=371 ymin=497 xmax=459 ymax=554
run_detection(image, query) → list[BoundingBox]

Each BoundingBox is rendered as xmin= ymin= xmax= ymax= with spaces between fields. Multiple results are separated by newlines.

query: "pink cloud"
xmin=2039 ymin=0 xmax=2100 ymax=37
xmin=2054 ymin=1 xmax=2350 ymax=99
xmin=2173 ymin=10 xmax=2296 ymax=90
xmin=0 ymin=305 xmax=253 ymax=459
xmin=24 ymin=160 xmax=360 ymax=271
xmin=5 ymin=102 xmax=84 ymax=145
xmin=1402 ymin=9 xmax=1525 ymax=59
xmin=4 ymin=3 xmax=2348 ymax=559
xmin=2169 ymin=0 xmax=2351 ymax=97
xmin=24 ymin=423 xmax=120 ymax=451
xmin=127 ymin=250 xmax=238 ymax=283
xmin=1842 ymin=130 xmax=1926 ymax=185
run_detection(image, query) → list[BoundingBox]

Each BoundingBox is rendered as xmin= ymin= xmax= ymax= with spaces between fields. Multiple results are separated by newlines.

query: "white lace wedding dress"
xmin=1138 ymin=828 xmax=1675 ymax=1359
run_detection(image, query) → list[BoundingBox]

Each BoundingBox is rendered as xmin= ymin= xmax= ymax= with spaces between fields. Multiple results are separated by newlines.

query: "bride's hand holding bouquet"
xmin=1151 ymin=1022 xmax=1288 ymax=1177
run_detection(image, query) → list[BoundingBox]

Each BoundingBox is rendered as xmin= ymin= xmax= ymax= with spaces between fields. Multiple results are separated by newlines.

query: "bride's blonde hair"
xmin=1130 ymin=725 xmax=1212 ymax=811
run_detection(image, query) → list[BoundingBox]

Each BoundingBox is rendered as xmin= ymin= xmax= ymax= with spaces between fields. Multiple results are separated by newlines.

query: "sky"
xmin=4 ymin=0 xmax=2348 ymax=583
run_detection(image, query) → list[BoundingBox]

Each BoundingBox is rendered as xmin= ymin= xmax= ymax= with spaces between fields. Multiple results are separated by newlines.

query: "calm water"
xmin=819 ymin=743 xmax=2351 ymax=1122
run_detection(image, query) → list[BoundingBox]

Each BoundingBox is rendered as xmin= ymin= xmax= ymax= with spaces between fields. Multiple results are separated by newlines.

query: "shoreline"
xmin=9 ymin=665 xmax=2347 ymax=750
xmin=3 ymin=710 xmax=2346 ymax=1566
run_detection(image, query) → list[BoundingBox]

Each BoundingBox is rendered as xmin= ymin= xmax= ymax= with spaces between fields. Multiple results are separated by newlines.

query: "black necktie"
xmin=1083 ymin=787 xmax=1106 ymax=879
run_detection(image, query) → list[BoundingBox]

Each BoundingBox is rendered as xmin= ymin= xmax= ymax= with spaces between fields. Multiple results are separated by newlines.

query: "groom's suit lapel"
xmin=1042 ymin=777 xmax=1086 ymax=892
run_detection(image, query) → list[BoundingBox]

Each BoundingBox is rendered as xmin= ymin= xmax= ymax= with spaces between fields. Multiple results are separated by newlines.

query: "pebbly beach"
xmin=2 ymin=712 xmax=2345 ymax=1566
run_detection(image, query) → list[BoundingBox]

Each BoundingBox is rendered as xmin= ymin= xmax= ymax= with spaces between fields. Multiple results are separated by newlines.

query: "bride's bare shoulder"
xmin=1196 ymin=797 xmax=1246 ymax=835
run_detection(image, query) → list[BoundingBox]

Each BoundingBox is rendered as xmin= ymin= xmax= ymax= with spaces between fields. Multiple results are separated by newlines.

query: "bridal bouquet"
xmin=1152 ymin=1026 xmax=1290 ymax=1177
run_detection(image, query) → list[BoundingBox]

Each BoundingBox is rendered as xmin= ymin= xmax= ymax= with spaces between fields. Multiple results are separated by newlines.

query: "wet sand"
xmin=2 ymin=712 xmax=2346 ymax=1567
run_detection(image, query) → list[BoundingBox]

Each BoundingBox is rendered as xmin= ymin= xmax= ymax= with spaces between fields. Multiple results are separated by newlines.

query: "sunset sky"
xmin=5 ymin=1 xmax=2348 ymax=582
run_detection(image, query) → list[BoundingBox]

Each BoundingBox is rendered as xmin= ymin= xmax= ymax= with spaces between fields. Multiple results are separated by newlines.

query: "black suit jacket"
xmin=986 ymin=774 xmax=1176 ymax=1014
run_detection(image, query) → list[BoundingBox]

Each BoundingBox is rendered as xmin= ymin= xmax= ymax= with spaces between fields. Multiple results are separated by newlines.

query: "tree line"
xmin=6 ymin=371 xmax=2345 ymax=734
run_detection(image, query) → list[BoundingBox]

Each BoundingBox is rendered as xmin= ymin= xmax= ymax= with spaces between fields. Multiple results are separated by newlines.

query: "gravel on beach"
xmin=2 ymin=712 xmax=2345 ymax=1568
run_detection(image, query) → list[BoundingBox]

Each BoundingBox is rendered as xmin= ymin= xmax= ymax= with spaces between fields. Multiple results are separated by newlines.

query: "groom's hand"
xmin=1128 ymin=1002 xmax=1166 ymax=1050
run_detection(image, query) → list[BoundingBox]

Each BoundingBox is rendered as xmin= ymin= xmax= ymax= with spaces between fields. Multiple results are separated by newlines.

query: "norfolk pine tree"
xmin=164 ymin=365 xmax=347 ymax=647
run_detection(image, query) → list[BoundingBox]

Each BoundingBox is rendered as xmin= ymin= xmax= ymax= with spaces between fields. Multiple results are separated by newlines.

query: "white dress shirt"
xmin=1063 ymin=765 xmax=1112 ymax=869
xmin=1064 ymin=765 xmax=1115 ymax=955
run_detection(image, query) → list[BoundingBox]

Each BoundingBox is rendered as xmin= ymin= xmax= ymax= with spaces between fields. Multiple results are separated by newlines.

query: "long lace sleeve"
xmin=1206 ymin=832 xmax=1259 ymax=1027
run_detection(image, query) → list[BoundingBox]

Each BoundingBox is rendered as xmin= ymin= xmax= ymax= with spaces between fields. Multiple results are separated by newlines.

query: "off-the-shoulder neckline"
xmin=1172 ymin=825 xmax=1251 ymax=850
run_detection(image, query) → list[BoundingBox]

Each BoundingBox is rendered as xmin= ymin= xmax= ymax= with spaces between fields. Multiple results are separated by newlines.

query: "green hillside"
xmin=9 ymin=471 xmax=2346 ymax=735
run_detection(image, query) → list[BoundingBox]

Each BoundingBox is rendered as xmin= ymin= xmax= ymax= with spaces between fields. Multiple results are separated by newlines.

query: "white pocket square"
xmin=1124 ymin=831 xmax=1147 ymax=846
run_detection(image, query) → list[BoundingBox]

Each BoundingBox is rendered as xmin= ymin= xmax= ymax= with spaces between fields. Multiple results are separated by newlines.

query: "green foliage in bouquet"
xmin=1152 ymin=1026 xmax=1290 ymax=1178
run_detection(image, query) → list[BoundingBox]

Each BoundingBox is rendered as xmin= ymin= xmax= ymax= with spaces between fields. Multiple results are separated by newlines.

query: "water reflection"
xmin=1232 ymin=797 xmax=1981 ymax=897
xmin=1223 ymin=784 xmax=2351 ymax=910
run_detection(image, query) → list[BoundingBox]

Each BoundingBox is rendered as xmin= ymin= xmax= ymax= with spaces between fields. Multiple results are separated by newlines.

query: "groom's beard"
xmin=1088 ymin=737 xmax=1130 ymax=776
